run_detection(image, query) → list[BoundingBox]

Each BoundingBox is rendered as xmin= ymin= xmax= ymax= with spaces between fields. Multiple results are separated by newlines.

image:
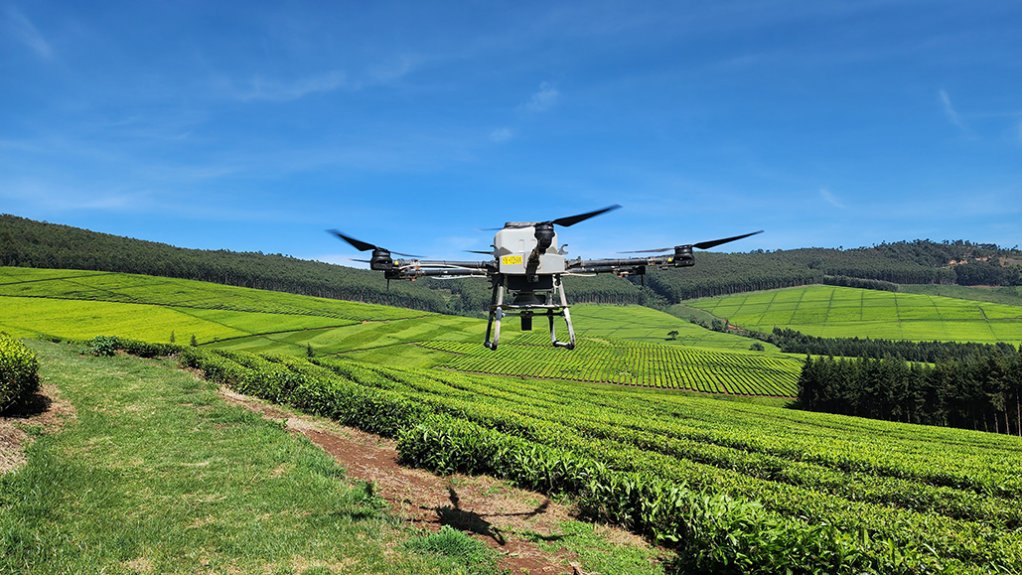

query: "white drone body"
xmin=494 ymin=225 xmax=565 ymax=275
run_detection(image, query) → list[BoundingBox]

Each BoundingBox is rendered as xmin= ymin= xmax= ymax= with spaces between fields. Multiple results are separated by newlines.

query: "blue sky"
xmin=2 ymin=1 xmax=1020 ymax=264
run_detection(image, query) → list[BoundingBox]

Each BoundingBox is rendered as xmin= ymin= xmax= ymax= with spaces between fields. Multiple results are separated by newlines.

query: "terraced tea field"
xmin=0 ymin=267 xmax=790 ymax=394
xmin=569 ymin=304 xmax=779 ymax=351
xmin=420 ymin=340 xmax=798 ymax=395
xmin=685 ymin=284 xmax=1022 ymax=343
xmin=173 ymin=346 xmax=1022 ymax=574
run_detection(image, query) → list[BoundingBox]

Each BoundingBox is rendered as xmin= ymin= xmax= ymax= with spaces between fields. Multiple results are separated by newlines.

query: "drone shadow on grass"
xmin=426 ymin=486 xmax=554 ymax=546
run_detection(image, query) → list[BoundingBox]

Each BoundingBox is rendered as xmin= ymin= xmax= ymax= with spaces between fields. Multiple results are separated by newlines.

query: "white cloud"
xmin=4 ymin=5 xmax=53 ymax=59
xmin=522 ymin=82 xmax=559 ymax=113
xmin=938 ymin=89 xmax=968 ymax=133
xmin=233 ymin=70 xmax=348 ymax=102
xmin=489 ymin=127 xmax=514 ymax=143
xmin=820 ymin=187 xmax=846 ymax=209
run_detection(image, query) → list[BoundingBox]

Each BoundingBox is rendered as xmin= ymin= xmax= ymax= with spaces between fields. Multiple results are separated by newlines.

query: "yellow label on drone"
xmin=501 ymin=255 xmax=523 ymax=265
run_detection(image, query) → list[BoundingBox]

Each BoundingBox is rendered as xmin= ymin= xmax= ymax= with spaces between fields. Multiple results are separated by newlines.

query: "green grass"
xmin=0 ymin=341 xmax=482 ymax=575
xmin=403 ymin=526 xmax=499 ymax=575
xmin=899 ymin=284 xmax=1022 ymax=307
xmin=684 ymin=284 xmax=1022 ymax=343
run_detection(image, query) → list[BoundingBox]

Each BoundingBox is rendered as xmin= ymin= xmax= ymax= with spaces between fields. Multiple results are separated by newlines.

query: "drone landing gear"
xmin=484 ymin=275 xmax=575 ymax=351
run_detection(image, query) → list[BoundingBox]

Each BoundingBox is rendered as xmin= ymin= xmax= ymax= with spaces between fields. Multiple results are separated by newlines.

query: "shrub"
xmin=89 ymin=336 xmax=120 ymax=357
xmin=0 ymin=334 xmax=41 ymax=413
xmin=89 ymin=336 xmax=181 ymax=358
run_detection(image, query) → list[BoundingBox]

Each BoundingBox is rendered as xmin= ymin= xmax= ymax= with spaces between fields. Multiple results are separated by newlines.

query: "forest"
xmin=798 ymin=349 xmax=1022 ymax=434
xmin=760 ymin=327 xmax=1018 ymax=363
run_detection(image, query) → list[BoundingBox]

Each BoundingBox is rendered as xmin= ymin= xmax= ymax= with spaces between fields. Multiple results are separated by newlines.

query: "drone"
xmin=331 ymin=206 xmax=761 ymax=351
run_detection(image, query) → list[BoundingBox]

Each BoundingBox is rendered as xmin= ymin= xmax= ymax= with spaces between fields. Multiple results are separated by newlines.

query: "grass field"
xmin=0 ymin=342 xmax=482 ymax=574
xmin=900 ymin=284 xmax=1022 ymax=307
xmin=684 ymin=284 xmax=1022 ymax=343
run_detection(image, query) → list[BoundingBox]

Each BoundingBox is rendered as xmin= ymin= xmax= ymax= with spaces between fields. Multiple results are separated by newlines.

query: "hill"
xmin=161 ymin=342 xmax=1022 ymax=573
xmin=0 ymin=214 xmax=650 ymax=315
xmin=684 ymin=284 xmax=1022 ymax=344
xmin=0 ymin=266 xmax=797 ymax=396
xmin=644 ymin=240 xmax=1022 ymax=302
xmin=4 ymin=215 xmax=1021 ymax=313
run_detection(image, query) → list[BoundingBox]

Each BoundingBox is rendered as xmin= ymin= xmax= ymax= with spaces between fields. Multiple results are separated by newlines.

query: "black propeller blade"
xmin=692 ymin=230 xmax=764 ymax=250
xmin=550 ymin=205 xmax=621 ymax=227
xmin=619 ymin=230 xmax=763 ymax=253
xmin=328 ymin=230 xmax=423 ymax=258
xmin=618 ymin=247 xmax=674 ymax=254
xmin=464 ymin=250 xmax=495 ymax=255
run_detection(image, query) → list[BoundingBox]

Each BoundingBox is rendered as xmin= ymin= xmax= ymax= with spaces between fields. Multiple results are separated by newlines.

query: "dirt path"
xmin=0 ymin=384 xmax=75 ymax=474
xmin=218 ymin=387 xmax=622 ymax=575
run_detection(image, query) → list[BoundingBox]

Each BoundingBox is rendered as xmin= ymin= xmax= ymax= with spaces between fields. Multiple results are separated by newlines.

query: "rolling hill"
xmin=0 ymin=266 xmax=797 ymax=396
xmin=683 ymin=284 xmax=1022 ymax=344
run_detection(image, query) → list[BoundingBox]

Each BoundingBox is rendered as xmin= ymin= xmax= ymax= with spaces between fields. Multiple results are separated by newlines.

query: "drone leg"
xmin=548 ymin=311 xmax=557 ymax=345
xmin=552 ymin=277 xmax=576 ymax=350
xmin=484 ymin=281 xmax=505 ymax=351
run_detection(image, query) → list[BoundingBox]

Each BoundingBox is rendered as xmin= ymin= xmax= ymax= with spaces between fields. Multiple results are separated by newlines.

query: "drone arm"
xmin=568 ymin=254 xmax=687 ymax=275
xmin=386 ymin=260 xmax=494 ymax=280
xmin=407 ymin=259 xmax=495 ymax=270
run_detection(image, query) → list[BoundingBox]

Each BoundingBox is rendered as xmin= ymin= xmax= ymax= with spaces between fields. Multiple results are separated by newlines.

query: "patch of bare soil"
xmin=219 ymin=387 xmax=635 ymax=575
xmin=0 ymin=384 xmax=76 ymax=474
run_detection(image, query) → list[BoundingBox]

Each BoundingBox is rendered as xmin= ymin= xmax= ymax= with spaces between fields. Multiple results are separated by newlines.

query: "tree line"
xmin=797 ymin=350 xmax=1022 ymax=435
xmin=760 ymin=327 xmax=1018 ymax=363
xmin=821 ymin=275 xmax=899 ymax=292
xmin=0 ymin=215 xmax=648 ymax=315
xmin=640 ymin=241 xmax=1022 ymax=302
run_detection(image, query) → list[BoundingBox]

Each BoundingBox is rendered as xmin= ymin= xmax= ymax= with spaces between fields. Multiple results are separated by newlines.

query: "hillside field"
xmin=684 ymin=284 xmax=1022 ymax=343
xmin=172 ymin=344 xmax=1022 ymax=573
xmin=0 ymin=267 xmax=796 ymax=396
xmin=4 ymin=265 xmax=1022 ymax=572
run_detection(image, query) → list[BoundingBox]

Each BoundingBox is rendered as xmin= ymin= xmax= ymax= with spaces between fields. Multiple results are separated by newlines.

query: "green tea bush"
xmin=140 ymin=346 xmax=1006 ymax=575
xmin=88 ymin=336 xmax=181 ymax=358
xmin=88 ymin=336 xmax=119 ymax=356
xmin=0 ymin=334 xmax=40 ymax=412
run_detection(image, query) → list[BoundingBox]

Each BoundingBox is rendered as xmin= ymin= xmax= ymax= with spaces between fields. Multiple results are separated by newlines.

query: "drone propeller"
xmin=328 ymin=230 xmax=423 ymax=258
xmin=549 ymin=204 xmax=621 ymax=227
xmin=349 ymin=258 xmax=373 ymax=263
xmin=619 ymin=230 xmax=763 ymax=253
xmin=464 ymin=249 xmax=495 ymax=255
xmin=486 ymin=205 xmax=622 ymax=231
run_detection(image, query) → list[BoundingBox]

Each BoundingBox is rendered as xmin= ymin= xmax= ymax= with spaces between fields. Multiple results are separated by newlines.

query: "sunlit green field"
xmin=1 ymin=267 xmax=795 ymax=395
xmin=685 ymin=285 xmax=1022 ymax=343
xmin=570 ymin=304 xmax=778 ymax=351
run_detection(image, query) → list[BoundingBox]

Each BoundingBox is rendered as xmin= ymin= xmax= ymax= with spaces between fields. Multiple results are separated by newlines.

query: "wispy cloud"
xmin=820 ymin=187 xmax=846 ymax=209
xmin=938 ymin=89 xmax=969 ymax=134
xmin=521 ymin=81 xmax=559 ymax=113
xmin=489 ymin=127 xmax=514 ymax=143
xmin=231 ymin=70 xmax=348 ymax=102
xmin=4 ymin=5 xmax=53 ymax=59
